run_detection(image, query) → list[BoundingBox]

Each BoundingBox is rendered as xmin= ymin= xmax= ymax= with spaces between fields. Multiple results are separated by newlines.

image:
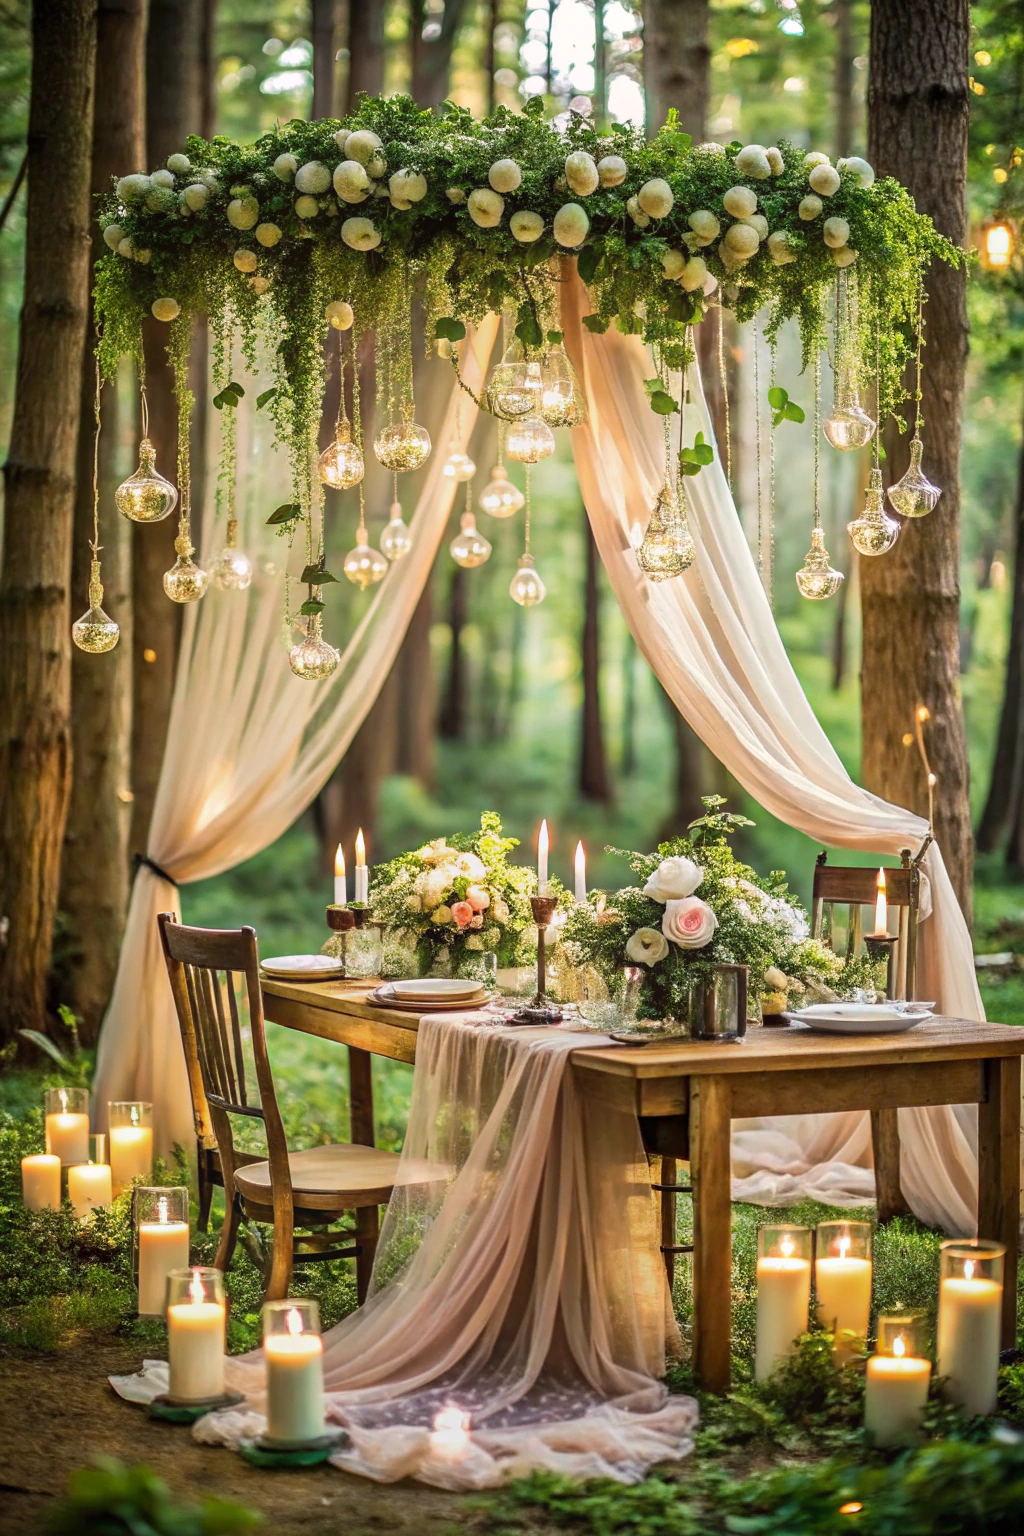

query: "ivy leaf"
xmin=546 ymin=330 xmax=563 ymax=345
xmin=577 ymin=245 xmax=602 ymax=283
xmin=256 ymin=387 xmax=277 ymax=409
xmin=435 ymin=316 xmax=466 ymax=342
xmin=300 ymin=563 xmax=339 ymax=584
xmin=213 ymin=381 xmax=245 ymax=410
xmin=515 ymin=309 xmax=543 ymax=349
xmin=648 ymin=390 xmax=678 ymax=416
xmin=266 ymin=502 xmax=301 ymax=525
xmin=767 ymin=385 xmax=788 ymax=410
xmin=582 ymin=312 xmax=609 ymax=334
xmin=782 ymin=400 xmax=805 ymax=424
xmin=299 ymin=598 xmax=325 ymax=616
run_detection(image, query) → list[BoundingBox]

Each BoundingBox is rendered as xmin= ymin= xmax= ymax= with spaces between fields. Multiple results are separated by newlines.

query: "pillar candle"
xmin=45 ymin=1110 xmax=90 ymax=1167
xmin=21 ymin=1154 xmax=61 ymax=1212
xmin=937 ymin=1269 xmax=1002 ymax=1416
xmin=138 ymin=1210 xmax=191 ymax=1316
xmin=68 ymin=1162 xmax=113 ymax=1219
xmin=168 ymin=1278 xmax=226 ymax=1402
xmin=865 ymin=1345 xmax=931 ymax=1447
xmin=109 ymin=1124 xmax=153 ymax=1195
xmin=755 ymin=1251 xmax=811 ymax=1382
xmin=815 ymin=1251 xmax=872 ymax=1351
xmin=265 ymin=1325 xmax=326 ymax=1443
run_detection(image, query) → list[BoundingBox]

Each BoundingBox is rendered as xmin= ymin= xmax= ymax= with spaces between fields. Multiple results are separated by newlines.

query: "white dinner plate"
xmin=784 ymin=1008 xmax=931 ymax=1035
xmin=261 ymin=955 xmax=347 ymax=978
xmin=391 ymin=978 xmax=485 ymax=1001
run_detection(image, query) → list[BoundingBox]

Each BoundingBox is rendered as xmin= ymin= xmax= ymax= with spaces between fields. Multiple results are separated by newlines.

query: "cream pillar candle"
xmin=755 ymin=1226 xmax=812 ymax=1382
xmin=263 ymin=1302 xmax=326 ymax=1443
xmin=68 ymin=1162 xmax=113 ymax=1219
xmin=167 ymin=1268 xmax=226 ymax=1402
xmin=938 ymin=1268 xmax=1002 ymax=1416
xmin=431 ymin=1406 xmax=471 ymax=1462
xmin=815 ymin=1223 xmax=872 ymax=1356
xmin=44 ymin=1088 xmax=90 ymax=1166
xmin=865 ymin=1341 xmax=931 ymax=1446
xmin=137 ymin=1192 xmax=191 ymax=1315
xmin=21 ymin=1154 xmax=61 ymax=1211
xmin=109 ymin=1119 xmax=153 ymax=1194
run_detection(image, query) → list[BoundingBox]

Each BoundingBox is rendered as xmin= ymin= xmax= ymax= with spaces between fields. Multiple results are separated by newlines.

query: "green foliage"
xmin=767 ymin=385 xmax=805 ymax=426
xmin=678 ymin=431 xmax=714 ymax=476
xmin=45 ymin=1458 xmax=260 ymax=1535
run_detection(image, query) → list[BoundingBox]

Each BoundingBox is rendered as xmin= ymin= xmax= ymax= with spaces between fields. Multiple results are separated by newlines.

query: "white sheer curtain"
xmin=561 ymin=272 xmax=981 ymax=1235
xmin=94 ymin=317 xmax=499 ymax=1153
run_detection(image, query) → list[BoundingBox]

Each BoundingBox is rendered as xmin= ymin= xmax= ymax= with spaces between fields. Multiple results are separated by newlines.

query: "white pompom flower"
xmin=724 ymin=222 xmax=760 ymax=258
xmin=679 ymin=256 xmax=708 ymax=292
xmin=688 ymin=209 xmax=720 ymax=244
xmin=767 ymin=231 xmax=797 ymax=265
xmin=390 ymin=168 xmax=427 ymax=203
xmin=233 ymin=248 xmax=257 ymax=273
xmin=227 ymin=197 xmax=259 ymax=230
xmin=467 ymin=187 xmax=504 ymax=227
xmin=696 ymin=141 xmax=727 ymax=157
xmin=804 ymin=151 xmax=830 ymax=168
xmin=766 ymin=147 xmax=785 ymax=176
xmin=183 ymin=183 xmax=209 ymax=212
xmin=325 ymin=299 xmax=354 ymax=330
xmin=256 ymin=222 xmax=282 ymax=247
xmin=660 ymin=249 xmax=686 ymax=280
xmin=488 ymin=158 xmax=521 ymax=193
xmin=809 ymin=163 xmax=841 ymax=196
xmin=345 ymin=130 xmax=384 ymax=165
xmin=823 ymin=215 xmax=850 ymax=249
xmin=723 ymin=185 xmax=757 ymax=218
xmin=832 ymin=246 xmax=858 ymax=267
xmin=294 ymin=195 xmax=319 ymax=219
xmin=167 ymin=153 xmax=191 ymax=175
xmin=333 ymin=160 xmax=370 ymax=202
xmin=295 ymin=161 xmax=331 ymax=194
xmin=102 ymin=223 xmax=124 ymax=251
xmin=637 ymin=178 xmax=673 ymax=218
xmin=564 ymin=151 xmax=599 ymax=196
xmin=341 ymin=216 xmax=381 ymax=251
xmin=597 ymin=154 xmax=627 ymax=186
xmin=150 ymin=168 xmax=175 ymax=189
xmin=838 ymin=155 xmax=875 ymax=188
xmin=743 ymin=213 xmax=769 ymax=239
xmin=272 ymin=153 xmax=298 ymax=181
xmin=116 ymin=173 xmax=151 ymax=201
xmin=798 ymin=194 xmax=823 ymax=221
xmin=553 ymin=202 xmax=589 ymax=247
xmin=734 ymin=144 xmax=771 ymax=180
xmin=151 ymin=297 xmax=180 ymax=322
xmin=626 ymin=195 xmax=650 ymax=228
xmin=510 ymin=210 xmax=544 ymax=243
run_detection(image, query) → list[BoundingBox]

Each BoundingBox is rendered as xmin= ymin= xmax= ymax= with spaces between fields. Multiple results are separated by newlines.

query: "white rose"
xmin=764 ymin=966 xmax=789 ymax=991
xmin=766 ymin=147 xmax=785 ymax=176
xmin=233 ymin=248 xmax=257 ymax=272
xmin=564 ymin=151 xmax=599 ymax=196
xmin=341 ymin=216 xmax=381 ymax=251
xmin=662 ymin=896 xmax=718 ymax=949
xmin=333 ymin=160 xmax=370 ymax=202
xmin=102 ymin=223 xmax=124 ymax=250
xmin=405 ymin=893 xmax=423 ymax=913
xmin=809 ymin=163 xmax=841 ymax=197
xmin=688 ymin=210 xmax=720 ymax=244
xmin=255 ymin=222 xmax=282 ymax=247
xmin=117 ymin=173 xmax=151 ymax=201
xmin=626 ymin=195 xmax=650 ymax=228
xmin=553 ymin=202 xmax=589 ymax=247
xmin=510 ymin=210 xmax=544 ymax=243
xmin=150 ymin=168 xmax=175 ymax=189
xmin=344 ymin=130 xmax=384 ymax=165
xmin=837 ymin=155 xmax=875 ymax=188
xmin=734 ymin=144 xmax=771 ymax=180
xmin=799 ymin=194 xmax=823 ymax=221
xmin=625 ymin=928 xmax=670 ymax=966
xmin=679 ymin=256 xmax=707 ymax=291
xmin=325 ymin=299 xmax=354 ymax=329
xmin=167 ymin=153 xmax=191 ymax=175
xmin=389 ymin=168 xmax=427 ymax=203
xmin=723 ymin=185 xmax=757 ymax=218
xmin=454 ymin=852 xmax=486 ymax=881
xmin=151 ymin=297 xmax=180 ymax=322
xmin=832 ymin=246 xmax=858 ymax=267
xmin=642 ymin=855 xmax=704 ymax=903
xmin=183 ymin=183 xmax=209 ymax=212
xmin=294 ymin=195 xmax=319 ymax=220
xmin=468 ymin=187 xmax=504 ymax=227
xmin=227 ymin=197 xmax=259 ymax=230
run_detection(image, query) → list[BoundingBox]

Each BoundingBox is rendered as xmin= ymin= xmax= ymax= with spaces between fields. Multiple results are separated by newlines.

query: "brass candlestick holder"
xmin=864 ymin=934 xmax=897 ymax=999
xmin=511 ymin=894 xmax=563 ymax=1025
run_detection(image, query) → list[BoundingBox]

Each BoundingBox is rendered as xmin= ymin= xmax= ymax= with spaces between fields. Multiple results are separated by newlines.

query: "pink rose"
xmin=662 ymin=896 xmax=718 ymax=949
xmin=451 ymin=900 xmax=474 ymax=929
xmin=465 ymin=884 xmax=491 ymax=912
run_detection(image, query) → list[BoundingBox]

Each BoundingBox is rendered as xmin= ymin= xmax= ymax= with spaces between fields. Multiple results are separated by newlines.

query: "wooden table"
xmin=262 ymin=980 xmax=1024 ymax=1393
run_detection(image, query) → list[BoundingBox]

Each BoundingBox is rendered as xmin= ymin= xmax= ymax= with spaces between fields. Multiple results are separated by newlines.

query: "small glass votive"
xmin=755 ymin=1224 xmax=812 ymax=1382
xmin=134 ymin=1185 xmax=190 ymax=1316
xmin=166 ymin=1266 xmax=226 ymax=1403
xmin=865 ymin=1312 xmax=931 ymax=1446
xmin=937 ymin=1238 xmax=1005 ymax=1416
xmin=44 ymin=1086 xmax=90 ymax=1165
xmin=108 ymin=1101 xmax=153 ymax=1194
xmin=344 ymin=911 xmax=383 ymax=980
xmin=815 ymin=1220 xmax=872 ymax=1357
xmin=263 ymin=1299 xmax=326 ymax=1445
xmin=575 ymin=965 xmax=642 ymax=1029
xmin=21 ymin=1153 xmax=61 ymax=1211
xmin=68 ymin=1133 xmax=113 ymax=1219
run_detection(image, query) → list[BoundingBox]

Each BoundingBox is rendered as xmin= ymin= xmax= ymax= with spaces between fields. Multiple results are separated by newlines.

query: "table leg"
xmin=871 ymin=1108 xmax=911 ymax=1221
xmin=690 ymin=1073 xmax=732 ymax=1393
xmin=978 ymin=1055 xmax=1021 ymax=1349
xmin=348 ymin=1046 xmax=375 ymax=1148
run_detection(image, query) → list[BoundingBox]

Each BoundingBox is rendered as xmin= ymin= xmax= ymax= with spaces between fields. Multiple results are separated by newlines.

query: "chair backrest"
xmin=810 ymin=850 xmax=922 ymax=999
xmin=157 ymin=913 xmax=291 ymax=1202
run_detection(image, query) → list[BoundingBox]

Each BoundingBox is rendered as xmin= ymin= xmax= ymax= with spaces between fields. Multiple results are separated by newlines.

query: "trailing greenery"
xmin=45 ymin=1458 xmax=259 ymax=1535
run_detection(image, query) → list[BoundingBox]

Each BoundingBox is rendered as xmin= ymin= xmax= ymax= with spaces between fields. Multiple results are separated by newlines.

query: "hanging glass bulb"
xmin=209 ymin=519 xmax=253 ymax=589
xmin=636 ymin=483 xmax=695 ymax=581
xmin=72 ymin=559 xmax=120 ymax=653
xmin=539 ymin=342 xmax=587 ymax=428
xmin=886 ymin=437 xmax=941 ymax=519
xmin=288 ymin=613 xmax=339 ymax=681
xmin=380 ymin=500 xmax=413 ymax=560
xmin=374 ymin=421 xmax=431 ymax=472
xmin=443 ymin=445 xmax=476 ymax=482
xmin=506 ymin=414 xmax=555 ymax=464
xmin=847 ymin=467 xmax=900 ymax=556
xmin=795 ymin=527 xmax=844 ymax=599
xmin=509 ymin=552 xmax=546 ymax=606
xmin=487 ymin=341 xmax=544 ymax=420
xmin=479 ymin=462 xmax=524 ymax=518
xmin=823 ymin=388 xmax=876 ymax=451
xmin=163 ymin=533 xmax=209 ymax=603
xmin=115 ymin=438 xmax=178 ymax=522
xmin=449 ymin=511 xmax=492 ymax=568
xmin=344 ymin=523 xmax=389 ymax=588
xmin=318 ymin=418 xmax=365 ymax=489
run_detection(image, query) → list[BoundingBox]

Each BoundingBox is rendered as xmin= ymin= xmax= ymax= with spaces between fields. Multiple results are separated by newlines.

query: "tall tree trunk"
xmin=60 ymin=0 xmax=144 ymax=1045
xmin=578 ymin=514 xmax=611 ymax=802
xmin=861 ymin=0 xmax=972 ymax=915
xmin=642 ymin=0 xmax=708 ymax=139
xmin=314 ymin=671 xmax=399 ymax=871
xmin=485 ymin=0 xmax=497 ymax=113
xmin=978 ymin=400 xmax=1024 ymax=861
xmin=312 ymin=0 xmax=337 ymax=118
xmin=593 ymin=0 xmax=606 ymax=125
xmin=411 ymin=0 xmax=467 ymax=109
xmin=828 ymin=0 xmax=856 ymax=692
xmin=0 ymin=0 xmax=97 ymax=1047
xmin=346 ymin=0 xmax=385 ymax=109
xmin=439 ymin=565 xmax=468 ymax=739
xmin=620 ymin=629 xmax=637 ymax=777
xmin=130 ymin=0 xmax=204 ymax=860
xmin=200 ymin=0 xmax=218 ymax=139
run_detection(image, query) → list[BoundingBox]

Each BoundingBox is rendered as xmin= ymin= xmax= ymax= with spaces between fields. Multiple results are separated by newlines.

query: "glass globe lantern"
xmin=486 ymin=342 xmax=544 ymax=420
xmin=288 ymin=613 xmax=339 ymax=680
xmin=636 ymin=484 xmax=695 ymax=581
xmin=479 ymin=463 xmax=524 ymax=518
xmin=318 ymin=420 xmax=364 ymax=489
xmin=115 ymin=439 xmax=178 ymax=522
xmin=163 ymin=535 xmax=209 ymax=603
xmin=509 ymin=552 xmax=546 ymax=606
xmin=373 ymin=421 xmax=431 ymax=472
xmin=795 ymin=527 xmax=844 ymax=599
xmin=380 ymin=502 xmax=413 ymax=560
xmin=442 ymin=445 xmax=476 ymax=482
xmin=886 ymin=438 xmax=941 ymax=519
xmin=343 ymin=525 xmax=389 ymax=588
xmin=449 ymin=511 xmax=492 ymax=568
xmin=72 ymin=561 xmax=120 ymax=653
xmin=539 ymin=343 xmax=587 ymax=428
xmin=847 ymin=468 xmax=900 ymax=556
xmin=209 ymin=522 xmax=254 ymax=589
xmin=506 ymin=414 xmax=555 ymax=464
xmin=823 ymin=398 xmax=876 ymax=451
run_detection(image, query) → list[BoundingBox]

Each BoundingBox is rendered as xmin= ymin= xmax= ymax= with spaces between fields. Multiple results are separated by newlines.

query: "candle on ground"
xmin=755 ymin=1232 xmax=811 ymax=1382
xmin=109 ymin=1104 xmax=153 ymax=1194
xmin=45 ymin=1089 xmax=90 ymax=1166
xmin=431 ymin=1406 xmax=471 ymax=1462
xmin=871 ymin=867 xmax=888 ymax=937
xmin=574 ymin=840 xmax=586 ymax=905
xmin=138 ymin=1196 xmax=191 ymax=1315
xmin=264 ymin=1307 xmax=326 ymax=1443
xmin=865 ymin=1334 xmax=931 ymax=1447
xmin=168 ymin=1268 xmax=226 ymax=1402
xmin=937 ymin=1259 xmax=1002 ymax=1416
xmin=68 ymin=1161 xmax=113 ymax=1219
xmin=334 ymin=843 xmax=347 ymax=906
xmin=815 ymin=1234 xmax=872 ymax=1355
xmin=537 ymin=820 xmax=549 ymax=894
xmin=21 ymin=1154 xmax=61 ymax=1212
xmin=354 ymin=828 xmax=368 ymax=904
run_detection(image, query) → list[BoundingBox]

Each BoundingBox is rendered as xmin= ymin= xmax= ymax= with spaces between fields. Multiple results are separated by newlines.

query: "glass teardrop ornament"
xmin=509 ymin=552 xmax=546 ymax=606
xmin=823 ymin=373 xmax=876 ymax=451
xmin=886 ymin=437 xmax=941 ymax=519
xmin=506 ymin=413 xmax=555 ymax=464
xmin=479 ymin=463 xmax=524 ymax=519
xmin=795 ymin=526 xmax=844 ymax=599
xmin=442 ymin=446 xmax=476 ymax=482
xmin=344 ymin=526 xmax=389 ymax=588
xmin=539 ymin=343 xmax=587 ymax=428
xmin=636 ymin=483 xmax=695 ymax=581
xmin=163 ymin=535 xmax=209 ymax=603
xmin=449 ymin=511 xmax=492 ymax=568
xmin=380 ymin=502 xmax=413 ymax=561
xmin=72 ymin=561 xmax=120 ymax=653
xmin=847 ymin=467 xmax=900 ymax=556
xmin=487 ymin=342 xmax=544 ymax=420
xmin=318 ymin=419 xmax=365 ymax=489
xmin=373 ymin=421 xmax=431 ymax=472
xmin=115 ymin=439 xmax=178 ymax=522
xmin=288 ymin=613 xmax=339 ymax=680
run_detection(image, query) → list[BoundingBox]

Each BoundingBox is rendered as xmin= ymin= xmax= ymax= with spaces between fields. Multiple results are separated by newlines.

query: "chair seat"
xmin=233 ymin=1142 xmax=442 ymax=1206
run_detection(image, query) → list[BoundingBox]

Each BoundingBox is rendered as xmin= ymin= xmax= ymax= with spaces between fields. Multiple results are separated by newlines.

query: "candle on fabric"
xmin=334 ymin=843 xmax=347 ymax=906
xmin=431 ymin=1406 xmax=471 ymax=1462
xmin=354 ymin=828 xmax=368 ymax=904
xmin=45 ymin=1088 xmax=90 ymax=1166
xmin=537 ymin=820 xmax=549 ymax=894
xmin=264 ymin=1306 xmax=326 ymax=1443
xmin=138 ymin=1196 xmax=190 ymax=1315
xmin=755 ymin=1230 xmax=811 ymax=1382
xmin=109 ymin=1103 xmax=153 ymax=1194
xmin=865 ymin=1333 xmax=931 ymax=1447
xmin=871 ymin=867 xmax=888 ymax=937
xmin=168 ymin=1268 xmax=226 ymax=1402
xmin=21 ymin=1154 xmax=61 ymax=1211
xmin=68 ymin=1161 xmax=113 ymax=1219
xmin=574 ymin=840 xmax=586 ymax=905
xmin=815 ymin=1231 xmax=872 ymax=1356
xmin=937 ymin=1258 xmax=1002 ymax=1416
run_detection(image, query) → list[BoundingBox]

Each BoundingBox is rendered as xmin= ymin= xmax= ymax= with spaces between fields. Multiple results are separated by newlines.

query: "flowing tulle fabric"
xmin=185 ymin=1015 xmax=697 ymax=1488
xmin=561 ymin=271 xmax=981 ymax=1235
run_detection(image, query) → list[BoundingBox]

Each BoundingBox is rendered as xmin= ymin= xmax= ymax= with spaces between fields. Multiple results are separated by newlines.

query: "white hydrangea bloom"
xmin=723 ymin=185 xmax=757 ymax=218
xmin=272 ymin=153 xmax=298 ymax=181
xmin=564 ymin=151 xmax=599 ymax=196
xmin=167 ymin=153 xmax=191 ymax=175
xmin=637 ymin=178 xmax=673 ymax=218
xmin=735 ymin=144 xmax=771 ymax=180
xmin=344 ymin=130 xmax=384 ymax=165
xmin=488 ymin=159 xmax=522 ymax=193
xmin=227 ymin=197 xmax=259 ymax=230
xmin=799 ymin=194 xmax=823 ymax=221
xmin=151 ymin=296 xmax=180 ymax=321
xmin=102 ymin=223 xmax=124 ymax=250
xmin=808 ymin=163 xmax=841 ymax=197
xmin=116 ymin=173 xmax=151 ymax=201
xmin=597 ymin=155 xmax=627 ymax=186
xmin=183 ymin=183 xmax=209 ymax=212
xmin=553 ymin=202 xmax=589 ymax=247
xmin=333 ymin=160 xmax=370 ymax=202
xmin=295 ymin=161 xmax=331 ymax=194
xmin=150 ymin=168 xmax=175 ymax=189
xmin=688 ymin=210 xmax=720 ymax=244
xmin=837 ymin=156 xmax=875 ymax=189
xmin=823 ymin=216 xmax=850 ymax=249
xmin=389 ymin=168 xmax=427 ymax=203
xmin=510 ymin=210 xmax=544 ymax=242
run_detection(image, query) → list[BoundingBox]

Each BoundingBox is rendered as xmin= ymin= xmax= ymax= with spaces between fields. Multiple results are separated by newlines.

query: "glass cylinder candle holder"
xmin=815 ymin=1220 xmax=872 ymax=1357
xmin=937 ymin=1238 xmax=1004 ymax=1416
xmin=21 ymin=1153 xmax=61 ymax=1212
xmin=263 ymin=1299 xmax=326 ymax=1445
xmin=44 ymin=1086 xmax=90 ymax=1166
xmin=68 ymin=1134 xmax=113 ymax=1219
xmin=134 ymin=1186 xmax=190 ymax=1317
xmin=166 ymin=1266 xmax=226 ymax=1403
xmin=109 ymin=1101 xmax=153 ymax=1194
xmin=755 ymin=1224 xmax=812 ymax=1382
xmin=344 ymin=912 xmax=383 ymax=980
xmin=865 ymin=1312 xmax=931 ymax=1447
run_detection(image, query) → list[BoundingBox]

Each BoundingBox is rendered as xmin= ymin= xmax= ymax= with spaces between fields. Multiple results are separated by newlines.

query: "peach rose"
xmin=451 ymin=901 xmax=474 ymax=929
xmin=662 ymin=896 xmax=718 ymax=949
xmin=466 ymin=884 xmax=491 ymax=912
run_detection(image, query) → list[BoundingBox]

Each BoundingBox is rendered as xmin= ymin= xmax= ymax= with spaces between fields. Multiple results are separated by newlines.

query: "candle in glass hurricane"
xmin=44 ymin=1086 xmax=90 ymax=1166
xmin=537 ymin=819 xmax=549 ymax=894
xmin=354 ymin=828 xmax=368 ymax=904
xmin=431 ymin=1406 xmax=471 ymax=1462
xmin=21 ymin=1153 xmax=61 ymax=1211
xmin=755 ymin=1225 xmax=812 ymax=1381
xmin=109 ymin=1101 xmax=153 ymax=1194
xmin=937 ymin=1240 xmax=1004 ymax=1416
xmin=167 ymin=1267 xmax=226 ymax=1402
xmin=865 ymin=1313 xmax=931 ymax=1447
xmin=574 ymin=840 xmax=586 ymax=905
xmin=263 ymin=1300 xmax=326 ymax=1444
xmin=815 ymin=1221 xmax=872 ymax=1357
xmin=334 ymin=843 xmax=347 ymax=907
xmin=135 ymin=1186 xmax=190 ymax=1316
xmin=68 ymin=1134 xmax=112 ymax=1219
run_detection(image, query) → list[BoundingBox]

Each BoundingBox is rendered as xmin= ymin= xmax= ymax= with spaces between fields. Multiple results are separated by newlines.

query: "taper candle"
xmin=537 ymin=820 xmax=549 ymax=894
xmin=334 ymin=843 xmax=347 ymax=906
xmin=574 ymin=840 xmax=586 ymax=904
xmin=354 ymin=828 xmax=368 ymax=904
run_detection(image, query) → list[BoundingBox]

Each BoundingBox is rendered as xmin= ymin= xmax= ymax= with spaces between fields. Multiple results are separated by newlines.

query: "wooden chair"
xmin=811 ymin=844 xmax=928 ymax=1222
xmin=158 ymin=912 xmax=409 ymax=1302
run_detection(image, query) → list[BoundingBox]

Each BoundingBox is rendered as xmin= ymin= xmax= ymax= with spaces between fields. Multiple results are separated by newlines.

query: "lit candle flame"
xmin=574 ymin=839 xmax=586 ymax=903
xmin=873 ymin=867 xmax=887 ymax=937
xmin=433 ymin=1406 xmax=470 ymax=1434
xmin=131 ymin=1103 xmax=140 ymax=1127
xmin=964 ymin=1259 xmax=975 ymax=1282
xmin=189 ymin=1268 xmax=205 ymax=1305
xmin=59 ymin=1088 xmax=68 ymax=1114
xmin=893 ymin=1333 xmax=906 ymax=1359
xmin=334 ymin=843 xmax=345 ymax=878
xmin=286 ymin=1306 xmax=304 ymax=1336
xmin=355 ymin=829 xmax=366 ymax=867
xmin=780 ymin=1235 xmax=794 ymax=1258
xmin=157 ymin=1196 xmax=168 ymax=1224
xmin=985 ymin=221 xmax=1014 ymax=268
xmin=837 ymin=1235 xmax=851 ymax=1260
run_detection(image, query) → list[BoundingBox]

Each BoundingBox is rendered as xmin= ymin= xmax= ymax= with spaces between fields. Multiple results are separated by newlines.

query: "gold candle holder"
xmin=511 ymin=895 xmax=563 ymax=1025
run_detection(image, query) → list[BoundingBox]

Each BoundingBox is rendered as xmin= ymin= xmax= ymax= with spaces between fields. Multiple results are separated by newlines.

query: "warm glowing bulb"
xmin=917 ymin=705 xmax=930 ymax=722
xmin=982 ymin=219 xmax=1014 ymax=270
xmin=433 ymin=1406 xmax=469 ymax=1433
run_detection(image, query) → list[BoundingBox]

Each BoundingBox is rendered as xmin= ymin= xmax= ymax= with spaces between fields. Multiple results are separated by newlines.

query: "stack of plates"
xmin=369 ymin=978 xmax=491 ymax=1012
xmin=260 ymin=954 xmax=346 ymax=982
xmin=785 ymin=1001 xmax=933 ymax=1035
